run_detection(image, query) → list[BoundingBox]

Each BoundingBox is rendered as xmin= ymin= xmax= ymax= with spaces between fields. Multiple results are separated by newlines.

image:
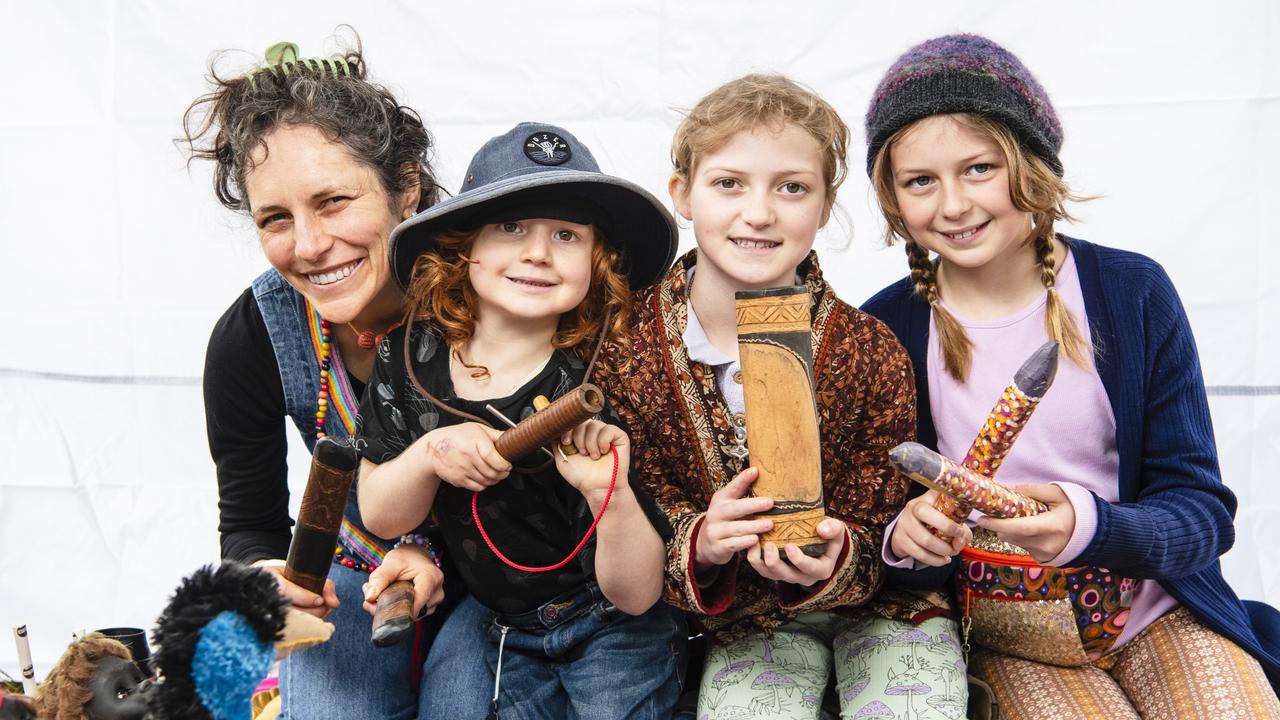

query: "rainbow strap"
xmin=305 ymin=300 xmax=389 ymax=566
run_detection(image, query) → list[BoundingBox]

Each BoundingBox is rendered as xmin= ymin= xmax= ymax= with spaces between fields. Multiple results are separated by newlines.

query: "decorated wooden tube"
xmin=890 ymin=442 xmax=1047 ymax=518
xmin=492 ymin=383 xmax=604 ymax=462
xmin=933 ymin=340 xmax=1060 ymax=525
xmin=736 ymin=286 xmax=827 ymax=557
xmin=283 ymin=437 xmax=359 ymax=595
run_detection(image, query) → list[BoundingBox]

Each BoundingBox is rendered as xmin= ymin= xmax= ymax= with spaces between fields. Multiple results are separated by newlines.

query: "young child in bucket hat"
xmin=356 ymin=123 xmax=685 ymax=719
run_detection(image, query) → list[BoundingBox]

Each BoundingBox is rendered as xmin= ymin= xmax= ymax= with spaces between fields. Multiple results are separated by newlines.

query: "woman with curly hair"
xmin=184 ymin=35 xmax=481 ymax=718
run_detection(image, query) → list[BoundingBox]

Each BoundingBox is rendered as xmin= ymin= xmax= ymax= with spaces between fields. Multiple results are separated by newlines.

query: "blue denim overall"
xmin=252 ymin=269 xmax=419 ymax=719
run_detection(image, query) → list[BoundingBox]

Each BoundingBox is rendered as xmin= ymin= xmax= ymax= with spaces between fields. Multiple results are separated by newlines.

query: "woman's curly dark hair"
xmin=181 ymin=30 xmax=440 ymax=215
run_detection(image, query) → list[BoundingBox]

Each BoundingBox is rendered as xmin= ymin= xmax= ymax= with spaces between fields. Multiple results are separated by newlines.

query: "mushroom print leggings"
xmin=697 ymin=614 xmax=966 ymax=719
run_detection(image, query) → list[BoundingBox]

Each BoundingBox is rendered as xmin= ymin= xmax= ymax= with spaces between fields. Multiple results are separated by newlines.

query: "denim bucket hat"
xmin=389 ymin=122 xmax=677 ymax=291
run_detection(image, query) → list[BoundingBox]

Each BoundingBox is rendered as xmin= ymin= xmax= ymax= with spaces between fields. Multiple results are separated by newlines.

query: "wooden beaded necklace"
xmin=348 ymin=321 xmax=402 ymax=350
xmin=315 ymin=319 xmax=333 ymax=438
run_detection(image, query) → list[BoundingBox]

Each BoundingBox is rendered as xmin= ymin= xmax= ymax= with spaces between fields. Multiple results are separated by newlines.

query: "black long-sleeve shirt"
xmin=204 ymin=288 xmax=365 ymax=563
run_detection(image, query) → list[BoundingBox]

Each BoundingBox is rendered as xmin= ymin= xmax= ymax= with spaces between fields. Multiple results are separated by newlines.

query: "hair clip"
xmin=245 ymin=41 xmax=352 ymax=91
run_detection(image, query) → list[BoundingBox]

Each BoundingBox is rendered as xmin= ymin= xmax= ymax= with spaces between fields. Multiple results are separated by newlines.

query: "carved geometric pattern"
xmin=760 ymin=507 xmax=826 ymax=547
xmin=736 ymin=299 xmax=809 ymax=327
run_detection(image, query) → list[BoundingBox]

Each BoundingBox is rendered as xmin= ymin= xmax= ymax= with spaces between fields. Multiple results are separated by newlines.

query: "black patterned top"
xmin=357 ymin=322 xmax=671 ymax=616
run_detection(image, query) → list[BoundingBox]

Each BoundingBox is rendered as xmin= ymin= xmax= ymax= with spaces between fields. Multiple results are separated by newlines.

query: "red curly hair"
xmin=405 ymin=224 xmax=632 ymax=375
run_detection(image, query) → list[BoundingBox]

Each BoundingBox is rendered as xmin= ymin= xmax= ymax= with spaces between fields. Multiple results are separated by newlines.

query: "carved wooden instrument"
xmin=493 ymin=384 xmax=603 ymax=461
xmin=736 ymin=286 xmax=827 ymax=557
xmin=370 ymin=580 xmax=416 ymax=648
xmin=283 ymin=437 xmax=359 ymax=594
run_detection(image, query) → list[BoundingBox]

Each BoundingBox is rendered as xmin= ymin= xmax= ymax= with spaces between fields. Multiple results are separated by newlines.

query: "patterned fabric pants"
xmin=697 ymin=613 xmax=967 ymax=719
xmin=971 ymin=607 xmax=1280 ymax=719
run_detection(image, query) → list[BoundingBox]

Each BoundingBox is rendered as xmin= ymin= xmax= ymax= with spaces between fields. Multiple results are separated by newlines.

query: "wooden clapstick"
xmin=533 ymin=395 xmax=578 ymax=456
xmin=283 ymin=437 xmax=359 ymax=595
xmin=493 ymin=384 xmax=603 ymax=462
xmin=736 ymin=286 xmax=827 ymax=558
xmin=370 ymin=579 xmax=416 ymax=647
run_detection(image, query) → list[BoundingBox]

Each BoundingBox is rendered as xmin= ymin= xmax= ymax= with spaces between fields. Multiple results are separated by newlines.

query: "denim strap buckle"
xmin=498 ymin=583 xmax=604 ymax=630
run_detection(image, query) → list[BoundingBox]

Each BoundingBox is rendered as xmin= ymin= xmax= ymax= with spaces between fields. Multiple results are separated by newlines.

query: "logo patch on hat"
xmin=524 ymin=132 xmax=571 ymax=166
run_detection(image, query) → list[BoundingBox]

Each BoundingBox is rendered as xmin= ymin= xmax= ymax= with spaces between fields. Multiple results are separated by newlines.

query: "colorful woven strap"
xmin=305 ymin=300 xmax=389 ymax=566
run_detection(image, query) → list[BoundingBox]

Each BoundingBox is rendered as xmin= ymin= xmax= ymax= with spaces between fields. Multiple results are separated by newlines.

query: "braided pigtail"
xmin=1034 ymin=232 xmax=1090 ymax=368
xmin=907 ymin=241 xmax=972 ymax=381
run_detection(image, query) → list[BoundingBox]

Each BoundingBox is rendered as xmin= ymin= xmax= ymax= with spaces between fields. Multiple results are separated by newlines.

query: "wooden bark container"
xmin=736 ymin=286 xmax=827 ymax=557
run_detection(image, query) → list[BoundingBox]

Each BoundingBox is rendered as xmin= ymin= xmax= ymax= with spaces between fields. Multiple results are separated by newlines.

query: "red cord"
xmin=471 ymin=446 xmax=619 ymax=573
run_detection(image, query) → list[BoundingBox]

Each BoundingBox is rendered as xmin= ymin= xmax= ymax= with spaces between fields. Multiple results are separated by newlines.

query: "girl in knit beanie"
xmin=862 ymin=33 xmax=1280 ymax=718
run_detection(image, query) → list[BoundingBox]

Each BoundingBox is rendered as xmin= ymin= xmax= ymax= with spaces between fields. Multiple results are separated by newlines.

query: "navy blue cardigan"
xmin=862 ymin=237 xmax=1280 ymax=688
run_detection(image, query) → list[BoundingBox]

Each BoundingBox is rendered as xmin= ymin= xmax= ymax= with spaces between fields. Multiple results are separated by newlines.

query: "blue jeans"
xmin=419 ymin=594 xmax=496 ymax=719
xmin=279 ymin=562 xmax=418 ymax=719
xmin=483 ymin=585 xmax=686 ymax=720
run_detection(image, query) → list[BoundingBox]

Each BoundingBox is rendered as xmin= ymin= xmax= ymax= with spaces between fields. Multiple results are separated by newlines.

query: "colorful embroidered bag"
xmin=958 ymin=528 xmax=1135 ymax=666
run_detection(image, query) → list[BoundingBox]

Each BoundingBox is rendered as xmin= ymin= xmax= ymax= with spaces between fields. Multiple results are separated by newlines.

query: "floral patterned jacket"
xmin=601 ymin=250 xmax=945 ymax=644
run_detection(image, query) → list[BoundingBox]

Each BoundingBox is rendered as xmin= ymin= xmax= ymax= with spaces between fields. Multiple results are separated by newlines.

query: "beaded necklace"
xmin=315 ymin=319 xmax=334 ymax=438
xmin=305 ymin=302 xmax=387 ymax=573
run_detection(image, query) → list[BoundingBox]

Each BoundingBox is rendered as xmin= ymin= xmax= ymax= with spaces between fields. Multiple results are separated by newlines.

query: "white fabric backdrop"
xmin=2 ymin=0 xmax=1277 ymax=677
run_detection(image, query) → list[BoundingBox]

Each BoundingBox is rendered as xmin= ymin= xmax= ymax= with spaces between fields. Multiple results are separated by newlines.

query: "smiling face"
xmin=245 ymin=125 xmax=418 ymax=325
xmin=466 ymin=218 xmax=596 ymax=327
xmin=84 ymin=656 xmax=152 ymax=720
xmin=889 ymin=114 xmax=1033 ymax=276
xmin=671 ymin=123 xmax=829 ymax=292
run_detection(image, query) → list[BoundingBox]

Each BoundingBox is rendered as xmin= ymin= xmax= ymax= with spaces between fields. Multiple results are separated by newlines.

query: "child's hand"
xmin=421 ymin=422 xmax=511 ymax=492
xmin=976 ymin=483 xmax=1075 ymax=563
xmin=361 ymin=545 xmax=445 ymax=618
xmin=694 ymin=467 xmax=774 ymax=570
xmin=555 ymin=420 xmax=631 ymax=502
xmin=748 ymin=517 xmax=848 ymax=586
xmin=889 ymin=490 xmax=972 ymax=567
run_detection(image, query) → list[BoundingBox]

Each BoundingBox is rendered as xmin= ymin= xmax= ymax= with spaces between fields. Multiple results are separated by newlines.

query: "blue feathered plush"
xmin=148 ymin=563 xmax=332 ymax=720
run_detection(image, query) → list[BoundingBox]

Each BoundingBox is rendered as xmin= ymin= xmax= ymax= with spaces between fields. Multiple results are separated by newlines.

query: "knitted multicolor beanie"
xmin=864 ymin=33 xmax=1063 ymax=176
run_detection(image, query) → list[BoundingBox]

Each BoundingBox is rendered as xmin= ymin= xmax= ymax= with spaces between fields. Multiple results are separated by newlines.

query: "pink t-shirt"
xmin=884 ymin=250 xmax=1177 ymax=647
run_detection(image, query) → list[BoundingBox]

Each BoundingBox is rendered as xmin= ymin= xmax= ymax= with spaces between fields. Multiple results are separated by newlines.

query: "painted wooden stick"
xmin=890 ymin=442 xmax=1048 ymax=518
xmin=11 ymin=625 xmax=35 ymax=696
xmin=933 ymin=341 xmax=1059 ymax=525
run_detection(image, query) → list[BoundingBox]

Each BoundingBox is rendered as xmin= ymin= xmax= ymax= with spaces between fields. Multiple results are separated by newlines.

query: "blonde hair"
xmin=671 ymin=73 xmax=849 ymax=207
xmin=405 ymin=226 xmax=631 ymax=377
xmin=871 ymin=113 xmax=1089 ymax=382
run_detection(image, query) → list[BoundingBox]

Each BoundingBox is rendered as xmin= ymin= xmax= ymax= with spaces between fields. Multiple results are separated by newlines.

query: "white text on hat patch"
xmin=524 ymin=132 xmax=571 ymax=166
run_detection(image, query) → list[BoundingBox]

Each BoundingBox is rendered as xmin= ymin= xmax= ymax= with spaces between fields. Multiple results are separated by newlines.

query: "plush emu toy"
xmin=21 ymin=563 xmax=329 ymax=720
xmin=147 ymin=562 xmax=334 ymax=720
